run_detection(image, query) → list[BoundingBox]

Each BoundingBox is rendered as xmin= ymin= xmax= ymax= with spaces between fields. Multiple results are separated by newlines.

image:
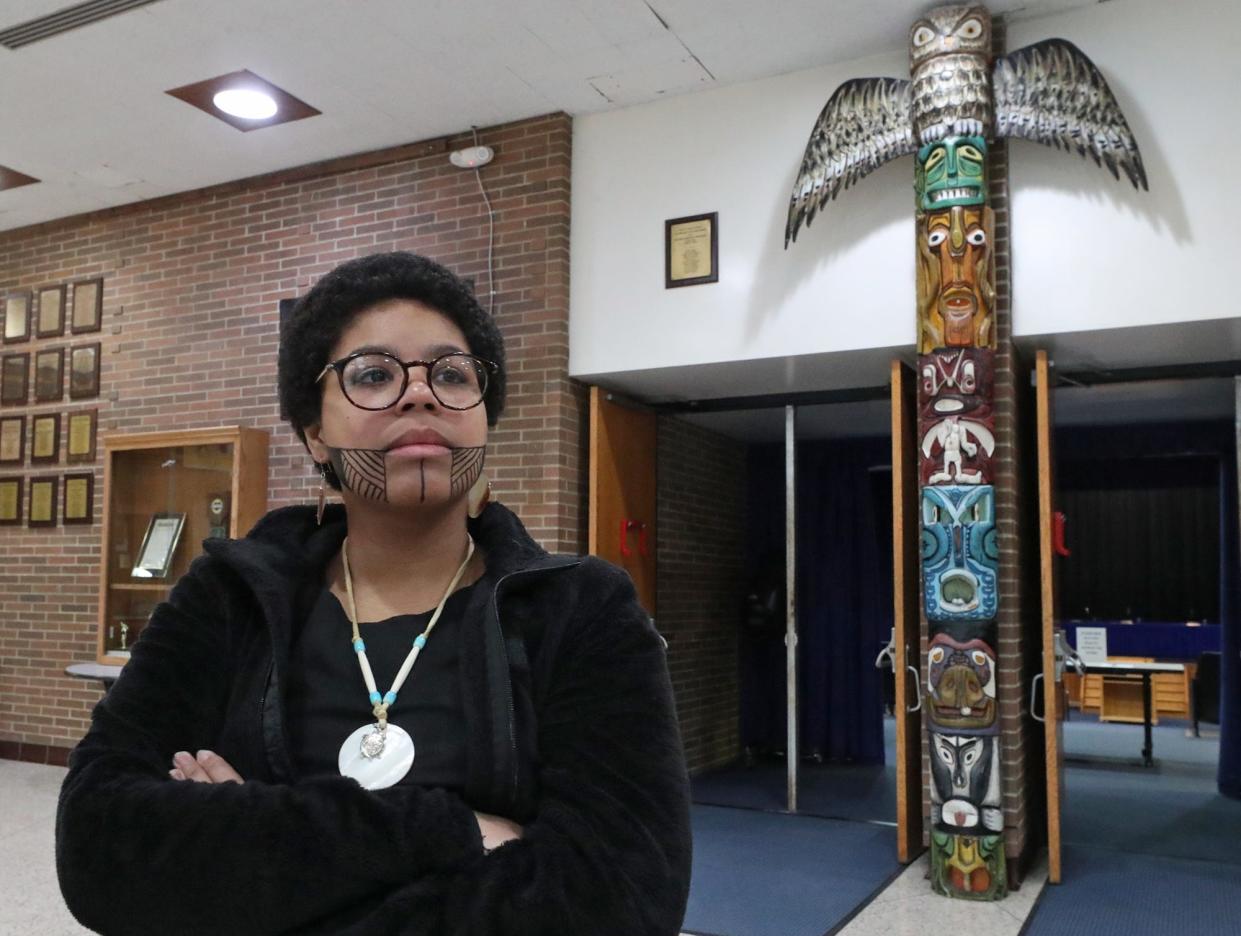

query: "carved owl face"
xmin=909 ymin=5 xmax=991 ymax=69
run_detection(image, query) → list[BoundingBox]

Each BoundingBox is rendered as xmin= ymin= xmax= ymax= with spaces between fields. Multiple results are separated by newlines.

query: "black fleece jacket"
xmin=56 ymin=501 xmax=692 ymax=935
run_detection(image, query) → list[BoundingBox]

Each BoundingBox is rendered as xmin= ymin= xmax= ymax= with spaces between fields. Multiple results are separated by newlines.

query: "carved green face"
xmin=916 ymin=136 xmax=987 ymax=210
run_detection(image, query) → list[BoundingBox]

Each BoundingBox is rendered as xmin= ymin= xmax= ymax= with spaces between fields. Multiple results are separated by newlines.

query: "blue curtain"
xmin=1219 ymin=433 xmax=1240 ymax=799
xmin=743 ymin=437 xmax=891 ymax=765
xmin=1055 ymin=420 xmax=1239 ymax=799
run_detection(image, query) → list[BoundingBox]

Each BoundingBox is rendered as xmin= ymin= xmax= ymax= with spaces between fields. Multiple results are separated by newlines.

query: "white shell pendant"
xmin=338 ymin=723 xmax=415 ymax=790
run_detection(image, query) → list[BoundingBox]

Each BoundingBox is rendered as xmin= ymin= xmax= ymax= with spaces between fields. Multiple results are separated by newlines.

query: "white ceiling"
xmin=0 ymin=0 xmax=1096 ymax=233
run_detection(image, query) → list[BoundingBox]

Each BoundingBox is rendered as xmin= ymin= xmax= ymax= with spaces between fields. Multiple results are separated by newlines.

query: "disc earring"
xmin=467 ymin=472 xmax=491 ymax=519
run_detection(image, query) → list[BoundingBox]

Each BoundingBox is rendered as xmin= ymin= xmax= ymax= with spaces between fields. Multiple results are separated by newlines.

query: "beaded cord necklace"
xmin=335 ymin=533 xmax=474 ymax=789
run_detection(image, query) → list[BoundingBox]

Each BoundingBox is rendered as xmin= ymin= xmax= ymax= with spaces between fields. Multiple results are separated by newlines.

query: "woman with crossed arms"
xmin=56 ymin=252 xmax=691 ymax=935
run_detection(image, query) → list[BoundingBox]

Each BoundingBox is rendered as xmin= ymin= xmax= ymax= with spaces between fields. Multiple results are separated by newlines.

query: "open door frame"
xmin=588 ymin=386 xmax=657 ymax=615
xmin=785 ymin=405 xmax=800 ymax=813
xmin=890 ymin=360 xmax=924 ymax=862
xmin=1036 ymin=350 xmax=1067 ymax=883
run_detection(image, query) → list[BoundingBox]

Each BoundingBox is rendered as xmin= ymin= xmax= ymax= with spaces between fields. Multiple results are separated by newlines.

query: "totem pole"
xmin=784 ymin=5 xmax=1145 ymax=900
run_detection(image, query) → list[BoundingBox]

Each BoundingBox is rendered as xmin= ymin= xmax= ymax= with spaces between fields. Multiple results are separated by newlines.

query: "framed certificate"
xmin=63 ymin=472 xmax=94 ymax=524
xmin=69 ymin=343 xmax=101 ymax=400
xmin=665 ymin=212 xmax=719 ymax=288
xmin=3 ymin=292 xmax=30 ymax=344
xmin=34 ymin=347 xmax=64 ymax=403
xmin=37 ymin=285 xmax=66 ymax=339
xmin=28 ymin=476 xmax=57 ymax=527
xmin=132 ymin=512 xmax=186 ymax=579
xmin=66 ymin=409 xmax=98 ymax=463
xmin=71 ymin=278 xmax=103 ymax=335
xmin=31 ymin=413 xmax=60 ymax=464
xmin=0 ymin=415 xmax=24 ymax=465
xmin=1 ymin=353 xmax=29 ymax=406
xmin=0 ymin=477 xmax=21 ymax=524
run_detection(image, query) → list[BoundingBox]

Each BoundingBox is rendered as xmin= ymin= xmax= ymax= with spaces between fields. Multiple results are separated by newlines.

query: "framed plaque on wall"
xmin=28 ymin=475 xmax=57 ymax=527
xmin=0 ymin=476 xmax=21 ymax=524
xmin=71 ymin=278 xmax=103 ymax=335
xmin=31 ymin=413 xmax=60 ymax=464
xmin=664 ymin=212 xmax=719 ymax=289
xmin=3 ymin=292 xmax=30 ymax=344
xmin=64 ymin=472 xmax=94 ymax=524
xmin=34 ymin=348 xmax=64 ymax=403
xmin=66 ymin=409 xmax=98 ymax=463
xmin=37 ymin=285 xmax=66 ymax=339
xmin=0 ymin=415 xmax=24 ymax=465
xmin=69 ymin=343 xmax=101 ymax=400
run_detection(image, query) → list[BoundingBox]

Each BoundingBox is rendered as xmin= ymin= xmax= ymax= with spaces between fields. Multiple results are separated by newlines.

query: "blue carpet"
xmin=1062 ymin=718 xmax=1241 ymax=866
xmin=1064 ymin=714 xmax=1219 ymax=767
xmin=691 ymin=718 xmax=897 ymax=824
xmin=1025 ymin=845 xmax=1241 ymax=936
xmin=683 ymin=805 xmax=901 ymax=936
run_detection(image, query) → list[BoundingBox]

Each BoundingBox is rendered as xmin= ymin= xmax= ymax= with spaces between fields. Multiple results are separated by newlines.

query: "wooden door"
xmin=588 ymin=386 xmax=657 ymax=615
xmin=1036 ymin=350 xmax=1067 ymax=883
xmin=890 ymin=360 xmax=924 ymax=862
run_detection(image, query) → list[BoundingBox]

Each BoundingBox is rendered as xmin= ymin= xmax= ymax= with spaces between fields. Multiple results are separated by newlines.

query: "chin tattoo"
xmin=324 ymin=442 xmax=485 ymax=505
xmin=450 ymin=446 xmax=486 ymax=497
xmin=328 ymin=447 xmax=388 ymax=502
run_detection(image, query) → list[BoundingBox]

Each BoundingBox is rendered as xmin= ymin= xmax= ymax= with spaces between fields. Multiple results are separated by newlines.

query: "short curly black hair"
xmin=278 ymin=251 xmax=506 ymax=459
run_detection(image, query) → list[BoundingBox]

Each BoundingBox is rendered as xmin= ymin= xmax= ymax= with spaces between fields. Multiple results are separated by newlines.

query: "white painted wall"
xmin=1007 ymin=0 xmax=1241 ymax=341
xmin=569 ymin=0 xmax=1241 ymax=396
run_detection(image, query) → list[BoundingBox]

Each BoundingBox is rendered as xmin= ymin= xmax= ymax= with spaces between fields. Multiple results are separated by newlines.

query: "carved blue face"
xmin=921 ymin=485 xmax=999 ymax=621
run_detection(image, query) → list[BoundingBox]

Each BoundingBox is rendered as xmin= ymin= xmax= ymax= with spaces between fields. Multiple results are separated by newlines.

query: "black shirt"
xmin=285 ymin=582 xmax=474 ymax=791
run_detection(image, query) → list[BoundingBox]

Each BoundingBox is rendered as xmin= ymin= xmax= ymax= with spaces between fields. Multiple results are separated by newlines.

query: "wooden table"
xmin=1080 ymin=660 xmax=1186 ymax=767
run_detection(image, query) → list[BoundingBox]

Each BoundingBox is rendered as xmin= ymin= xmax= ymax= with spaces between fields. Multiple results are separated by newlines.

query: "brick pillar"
xmin=656 ymin=416 xmax=747 ymax=774
xmin=989 ymin=13 xmax=1047 ymax=883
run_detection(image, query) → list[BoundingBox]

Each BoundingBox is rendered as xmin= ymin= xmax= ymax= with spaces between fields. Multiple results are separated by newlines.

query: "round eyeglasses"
xmin=316 ymin=351 xmax=497 ymax=411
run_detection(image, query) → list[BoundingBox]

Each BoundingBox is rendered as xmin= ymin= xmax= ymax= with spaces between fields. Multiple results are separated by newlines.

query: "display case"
xmin=97 ymin=426 xmax=269 ymax=664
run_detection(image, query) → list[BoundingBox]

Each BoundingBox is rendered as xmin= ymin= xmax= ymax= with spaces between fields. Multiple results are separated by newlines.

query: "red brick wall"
xmin=988 ymin=14 xmax=1044 ymax=881
xmin=656 ymin=416 xmax=747 ymax=775
xmin=0 ymin=112 xmax=581 ymax=756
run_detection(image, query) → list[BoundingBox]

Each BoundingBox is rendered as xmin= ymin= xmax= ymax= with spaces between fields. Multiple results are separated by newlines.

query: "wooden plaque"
xmin=28 ymin=475 xmax=57 ymax=527
xmin=34 ymin=347 xmax=64 ymax=403
xmin=31 ymin=413 xmax=60 ymax=464
xmin=64 ymin=472 xmax=94 ymax=524
xmin=0 ymin=415 xmax=24 ymax=464
xmin=71 ymin=278 xmax=103 ymax=334
xmin=66 ymin=409 xmax=98 ymax=463
xmin=0 ymin=477 xmax=21 ymax=524
xmin=69 ymin=343 xmax=101 ymax=400
xmin=36 ymin=285 xmax=66 ymax=339
xmin=3 ymin=292 xmax=30 ymax=344
xmin=1 ymin=353 xmax=29 ymax=406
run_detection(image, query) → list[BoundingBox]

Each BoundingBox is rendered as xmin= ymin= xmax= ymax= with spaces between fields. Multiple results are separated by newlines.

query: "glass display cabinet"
xmin=97 ymin=426 xmax=269 ymax=664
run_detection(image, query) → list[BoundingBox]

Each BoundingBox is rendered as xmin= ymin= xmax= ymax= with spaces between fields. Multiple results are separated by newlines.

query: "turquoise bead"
xmin=414 ymin=634 xmax=427 ymax=649
xmin=383 ymin=691 xmax=397 ymax=705
xmin=369 ymin=691 xmax=381 ymax=705
xmin=353 ymin=638 xmax=366 ymax=653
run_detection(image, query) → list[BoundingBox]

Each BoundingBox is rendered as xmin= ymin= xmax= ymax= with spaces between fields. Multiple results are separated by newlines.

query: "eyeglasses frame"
xmin=316 ymin=350 xmax=498 ymax=412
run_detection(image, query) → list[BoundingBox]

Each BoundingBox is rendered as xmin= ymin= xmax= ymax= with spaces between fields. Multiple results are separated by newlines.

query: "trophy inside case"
xmin=97 ymin=426 xmax=268 ymax=665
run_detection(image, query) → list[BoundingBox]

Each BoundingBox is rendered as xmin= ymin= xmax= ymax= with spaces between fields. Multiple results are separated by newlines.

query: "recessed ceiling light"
xmin=213 ymin=88 xmax=278 ymax=120
xmin=166 ymin=69 xmax=319 ymax=132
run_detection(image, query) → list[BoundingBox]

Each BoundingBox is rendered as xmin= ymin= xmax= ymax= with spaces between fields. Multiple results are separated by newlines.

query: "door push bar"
xmin=1032 ymin=630 xmax=1087 ymax=722
xmin=875 ymin=628 xmax=922 ymax=713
